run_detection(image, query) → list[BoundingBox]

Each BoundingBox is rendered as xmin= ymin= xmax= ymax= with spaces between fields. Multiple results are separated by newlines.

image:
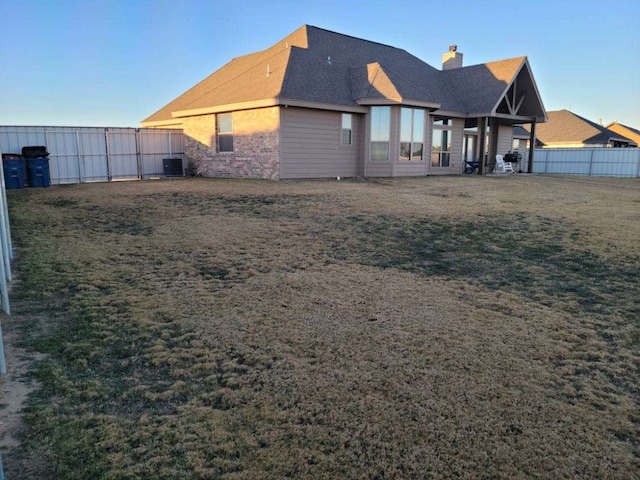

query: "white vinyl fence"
xmin=0 ymin=144 xmax=13 ymax=377
xmin=0 ymin=126 xmax=185 ymax=184
xmin=520 ymin=148 xmax=640 ymax=177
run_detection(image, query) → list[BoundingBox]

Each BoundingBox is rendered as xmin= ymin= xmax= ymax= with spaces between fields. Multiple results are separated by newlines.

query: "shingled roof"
xmin=526 ymin=110 xmax=636 ymax=146
xmin=605 ymin=122 xmax=640 ymax=146
xmin=142 ymin=25 xmax=543 ymax=126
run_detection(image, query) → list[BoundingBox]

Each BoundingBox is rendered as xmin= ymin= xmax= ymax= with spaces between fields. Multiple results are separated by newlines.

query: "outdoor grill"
xmin=503 ymin=152 xmax=520 ymax=163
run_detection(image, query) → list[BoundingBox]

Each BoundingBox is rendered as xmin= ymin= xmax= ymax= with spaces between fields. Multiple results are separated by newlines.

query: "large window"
xmin=217 ymin=113 xmax=233 ymax=152
xmin=370 ymin=107 xmax=390 ymax=162
xmin=341 ymin=113 xmax=352 ymax=145
xmin=400 ymin=108 xmax=425 ymax=161
xmin=431 ymin=118 xmax=452 ymax=167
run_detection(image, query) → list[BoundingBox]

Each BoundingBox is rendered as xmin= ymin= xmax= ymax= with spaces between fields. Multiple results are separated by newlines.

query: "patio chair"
xmin=495 ymin=155 xmax=514 ymax=174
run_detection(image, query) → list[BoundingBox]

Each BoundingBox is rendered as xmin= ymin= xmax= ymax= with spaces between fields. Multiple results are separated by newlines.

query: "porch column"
xmin=527 ymin=121 xmax=536 ymax=173
xmin=487 ymin=118 xmax=499 ymax=173
xmin=477 ymin=117 xmax=488 ymax=175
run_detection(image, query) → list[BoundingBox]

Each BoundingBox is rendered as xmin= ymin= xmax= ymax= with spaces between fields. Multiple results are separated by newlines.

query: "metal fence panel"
xmin=591 ymin=148 xmax=639 ymax=177
xmin=0 ymin=126 xmax=185 ymax=184
xmin=46 ymin=128 xmax=82 ymax=184
xmin=523 ymin=148 xmax=640 ymax=177
xmin=139 ymin=129 xmax=185 ymax=178
xmin=107 ymin=128 xmax=139 ymax=180
xmin=79 ymin=129 xmax=109 ymax=182
xmin=0 ymin=126 xmax=47 ymax=154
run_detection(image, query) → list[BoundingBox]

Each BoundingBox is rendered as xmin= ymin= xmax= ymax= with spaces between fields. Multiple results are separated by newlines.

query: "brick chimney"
xmin=442 ymin=45 xmax=463 ymax=70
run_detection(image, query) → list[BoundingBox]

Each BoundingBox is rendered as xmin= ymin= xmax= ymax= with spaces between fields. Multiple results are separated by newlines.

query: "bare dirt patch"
xmin=0 ymin=323 xmax=39 ymax=449
xmin=1 ymin=175 xmax=639 ymax=479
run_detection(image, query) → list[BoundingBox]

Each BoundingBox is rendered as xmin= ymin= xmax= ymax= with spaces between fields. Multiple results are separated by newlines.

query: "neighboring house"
xmin=605 ymin=122 xmax=640 ymax=147
xmin=142 ymin=25 xmax=546 ymax=179
xmin=521 ymin=110 xmax=637 ymax=148
xmin=512 ymin=125 xmax=531 ymax=151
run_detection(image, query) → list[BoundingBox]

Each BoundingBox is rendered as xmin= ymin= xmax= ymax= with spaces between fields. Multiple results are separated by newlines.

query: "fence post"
xmin=105 ymin=129 xmax=113 ymax=182
xmin=135 ymin=129 xmax=143 ymax=180
xmin=75 ymin=130 xmax=83 ymax=183
xmin=589 ymin=148 xmax=595 ymax=176
xmin=0 ymin=146 xmax=10 ymax=377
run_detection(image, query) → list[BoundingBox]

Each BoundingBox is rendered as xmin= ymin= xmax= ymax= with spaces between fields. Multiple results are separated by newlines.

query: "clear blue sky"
xmin=1 ymin=0 xmax=638 ymax=128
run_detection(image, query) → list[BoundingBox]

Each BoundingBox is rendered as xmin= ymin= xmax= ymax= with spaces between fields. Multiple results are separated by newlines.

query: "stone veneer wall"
xmin=182 ymin=107 xmax=280 ymax=179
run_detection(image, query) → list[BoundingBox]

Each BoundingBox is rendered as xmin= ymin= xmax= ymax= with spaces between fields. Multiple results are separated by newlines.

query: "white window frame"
xmin=341 ymin=113 xmax=353 ymax=146
xmin=217 ymin=113 xmax=233 ymax=153
xmin=400 ymin=108 xmax=425 ymax=162
xmin=431 ymin=118 xmax=453 ymax=167
xmin=370 ymin=106 xmax=391 ymax=162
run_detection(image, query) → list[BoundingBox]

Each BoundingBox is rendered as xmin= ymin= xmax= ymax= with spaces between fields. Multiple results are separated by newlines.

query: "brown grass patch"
xmin=2 ymin=175 xmax=639 ymax=479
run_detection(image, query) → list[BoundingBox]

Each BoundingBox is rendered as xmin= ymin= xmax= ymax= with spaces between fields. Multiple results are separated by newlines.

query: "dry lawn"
xmin=1 ymin=175 xmax=639 ymax=479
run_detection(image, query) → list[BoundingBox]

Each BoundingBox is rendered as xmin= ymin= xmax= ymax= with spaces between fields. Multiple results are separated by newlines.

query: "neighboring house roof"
xmin=605 ymin=122 xmax=640 ymax=146
xmin=522 ymin=110 xmax=637 ymax=147
xmin=512 ymin=125 xmax=531 ymax=139
xmin=142 ymin=25 xmax=546 ymax=126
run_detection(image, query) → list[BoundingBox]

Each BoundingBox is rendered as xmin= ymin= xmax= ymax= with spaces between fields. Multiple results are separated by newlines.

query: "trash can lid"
xmin=22 ymin=146 xmax=49 ymax=158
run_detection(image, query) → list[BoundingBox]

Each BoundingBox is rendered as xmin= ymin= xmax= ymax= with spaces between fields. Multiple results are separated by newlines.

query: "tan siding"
xmin=280 ymin=107 xmax=361 ymax=178
xmin=366 ymin=162 xmax=393 ymax=176
xmin=395 ymin=162 xmax=427 ymax=175
xmin=450 ymin=119 xmax=464 ymax=171
xmin=497 ymin=125 xmax=513 ymax=156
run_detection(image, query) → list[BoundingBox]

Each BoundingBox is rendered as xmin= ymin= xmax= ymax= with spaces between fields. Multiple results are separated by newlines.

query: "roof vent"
xmin=449 ymin=45 xmax=457 ymax=52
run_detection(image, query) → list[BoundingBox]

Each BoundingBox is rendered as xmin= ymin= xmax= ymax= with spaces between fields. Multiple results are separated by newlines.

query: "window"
xmin=463 ymin=135 xmax=476 ymax=163
xmin=370 ymin=107 xmax=390 ymax=162
xmin=431 ymin=118 xmax=452 ymax=167
xmin=512 ymin=138 xmax=520 ymax=151
xmin=217 ymin=113 xmax=233 ymax=152
xmin=400 ymin=108 xmax=425 ymax=161
xmin=341 ymin=113 xmax=352 ymax=145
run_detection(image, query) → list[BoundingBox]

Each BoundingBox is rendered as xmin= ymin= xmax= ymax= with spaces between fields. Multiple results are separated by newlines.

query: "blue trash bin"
xmin=27 ymin=157 xmax=51 ymax=188
xmin=2 ymin=158 xmax=26 ymax=189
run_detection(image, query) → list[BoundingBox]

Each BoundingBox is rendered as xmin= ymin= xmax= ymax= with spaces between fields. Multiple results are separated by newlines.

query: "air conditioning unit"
xmin=163 ymin=158 xmax=183 ymax=177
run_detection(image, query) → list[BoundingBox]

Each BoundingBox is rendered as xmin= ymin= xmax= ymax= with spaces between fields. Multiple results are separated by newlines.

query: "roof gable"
xmin=606 ymin=122 xmax=640 ymax=145
xmin=350 ymin=63 xmax=440 ymax=108
xmin=440 ymin=57 xmax=545 ymax=121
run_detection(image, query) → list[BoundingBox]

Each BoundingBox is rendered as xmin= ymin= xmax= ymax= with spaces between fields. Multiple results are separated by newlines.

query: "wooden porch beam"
xmin=514 ymin=91 xmax=526 ymax=115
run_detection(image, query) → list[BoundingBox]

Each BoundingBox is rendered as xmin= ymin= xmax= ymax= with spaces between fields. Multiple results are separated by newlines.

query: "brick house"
xmin=142 ymin=25 xmax=547 ymax=179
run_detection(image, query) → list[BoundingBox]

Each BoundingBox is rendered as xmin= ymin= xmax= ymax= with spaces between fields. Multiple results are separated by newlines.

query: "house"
xmin=605 ymin=122 xmax=640 ymax=147
xmin=512 ymin=125 xmax=531 ymax=151
xmin=522 ymin=110 xmax=637 ymax=148
xmin=142 ymin=25 xmax=547 ymax=179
